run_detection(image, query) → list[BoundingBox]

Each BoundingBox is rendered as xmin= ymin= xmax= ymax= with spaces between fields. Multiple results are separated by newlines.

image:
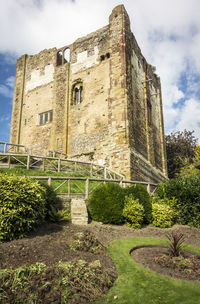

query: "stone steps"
xmin=71 ymin=198 xmax=88 ymax=225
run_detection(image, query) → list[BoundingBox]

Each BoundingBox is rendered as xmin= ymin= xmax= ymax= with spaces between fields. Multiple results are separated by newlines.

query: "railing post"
xmin=104 ymin=167 xmax=107 ymax=179
xmin=42 ymin=159 xmax=45 ymax=171
xmin=48 ymin=177 xmax=52 ymax=186
xmin=120 ymin=180 xmax=123 ymax=187
xmin=147 ymin=183 xmax=150 ymax=193
xmin=90 ymin=164 xmax=93 ymax=177
xmin=8 ymin=155 xmax=11 ymax=169
xmin=4 ymin=143 xmax=7 ymax=153
xmin=27 ymin=154 xmax=30 ymax=170
xmin=74 ymin=162 xmax=77 ymax=172
xmin=68 ymin=179 xmax=71 ymax=197
xmin=85 ymin=178 xmax=89 ymax=200
xmin=58 ymin=159 xmax=61 ymax=172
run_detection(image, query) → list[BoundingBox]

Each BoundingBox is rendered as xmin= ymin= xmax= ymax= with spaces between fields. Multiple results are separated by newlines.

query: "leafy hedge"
xmin=156 ymin=175 xmax=200 ymax=227
xmin=0 ymin=174 xmax=46 ymax=241
xmin=89 ymin=183 xmax=125 ymax=224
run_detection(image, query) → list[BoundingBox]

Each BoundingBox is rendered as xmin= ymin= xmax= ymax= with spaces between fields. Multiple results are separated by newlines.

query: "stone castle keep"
xmin=10 ymin=5 xmax=167 ymax=183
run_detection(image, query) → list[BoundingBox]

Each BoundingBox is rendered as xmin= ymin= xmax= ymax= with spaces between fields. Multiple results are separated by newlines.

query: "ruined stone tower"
xmin=10 ymin=5 xmax=167 ymax=183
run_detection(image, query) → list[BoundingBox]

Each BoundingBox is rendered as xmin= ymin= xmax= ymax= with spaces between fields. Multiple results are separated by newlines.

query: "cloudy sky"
xmin=0 ymin=0 xmax=200 ymax=142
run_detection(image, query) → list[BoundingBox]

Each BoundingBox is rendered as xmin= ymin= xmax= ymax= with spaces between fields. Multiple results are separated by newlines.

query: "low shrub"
xmin=152 ymin=203 xmax=174 ymax=228
xmin=40 ymin=183 xmax=63 ymax=221
xmin=156 ymin=175 xmax=200 ymax=227
xmin=152 ymin=195 xmax=180 ymax=223
xmin=124 ymin=184 xmax=152 ymax=223
xmin=122 ymin=195 xmax=144 ymax=228
xmin=0 ymin=174 xmax=46 ymax=241
xmin=89 ymin=183 xmax=125 ymax=224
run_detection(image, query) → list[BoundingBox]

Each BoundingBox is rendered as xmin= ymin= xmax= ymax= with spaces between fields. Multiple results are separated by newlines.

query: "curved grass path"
xmin=96 ymin=237 xmax=200 ymax=304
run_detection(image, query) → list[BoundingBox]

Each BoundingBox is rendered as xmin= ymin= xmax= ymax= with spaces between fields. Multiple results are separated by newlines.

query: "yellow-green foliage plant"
xmin=0 ymin=174 xmax=46 ymax=242
xmin=152 ymin=203 xmax=174 ymax=228
xmin=179 ymin=144 xmax=200 ymax=177
xmin=122 ymin=195 xmax=144 ymax=228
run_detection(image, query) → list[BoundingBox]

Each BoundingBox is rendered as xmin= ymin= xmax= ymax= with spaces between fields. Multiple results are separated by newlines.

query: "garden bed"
xmin=131 ymin=245 xmax=200 ymax=282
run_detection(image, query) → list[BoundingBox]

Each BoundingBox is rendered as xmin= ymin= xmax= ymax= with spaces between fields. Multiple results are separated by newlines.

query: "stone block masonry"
xmin=10 ymin=5 xmax=167 ymax=183
xmin=71 ymin=198 xmax=88 ymax=226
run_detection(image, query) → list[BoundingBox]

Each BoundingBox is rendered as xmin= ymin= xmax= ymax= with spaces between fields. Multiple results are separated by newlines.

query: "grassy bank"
xmin=0 ymin=168 xmax=99 ymax=194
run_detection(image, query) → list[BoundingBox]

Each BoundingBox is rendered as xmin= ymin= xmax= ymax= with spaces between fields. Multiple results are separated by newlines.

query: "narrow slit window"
xmin=147 ymin=100 xmax=152 ymax=125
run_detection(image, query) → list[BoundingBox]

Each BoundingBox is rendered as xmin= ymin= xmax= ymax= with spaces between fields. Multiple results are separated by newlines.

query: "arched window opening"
xmin=57 ymin=51 xmax=62 ymax=66
xmin=72 ymin=82 xmax=83 ymax=105
xmin=106 ymin=53 xmax=110 ymax=59
xmin=64 ymin=48 xmax=70 ymax=63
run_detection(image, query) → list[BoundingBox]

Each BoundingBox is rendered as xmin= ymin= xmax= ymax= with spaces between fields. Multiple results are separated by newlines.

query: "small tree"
xmin=179 ymin=144 xmax=200 ymax=177
xmin=165 ymin=130 xmax=198 ymax=178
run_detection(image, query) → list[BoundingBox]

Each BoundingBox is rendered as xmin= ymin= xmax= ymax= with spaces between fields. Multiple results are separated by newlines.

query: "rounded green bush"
xmin=89 ymin=183 xmax=125 ymax=224
xmin=124 ymin=184 xmax=152 ymax=223
xmin=152 ymin=203 xmax=174 ymax=228
xmin=0 ymin=174 xmax=46 ymax=241
xmin=122 ymin=195 xmax=144 ymax=228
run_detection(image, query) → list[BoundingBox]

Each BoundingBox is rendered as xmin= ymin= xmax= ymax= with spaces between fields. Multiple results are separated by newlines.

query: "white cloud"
xmin=0 ymin=76 xmax=15 ymax=98
xmin=0 ymin=114 xmax=10 ymax=123
xmin=0 ymin=85 xmax=13 ymax=98
xmin=0 ymin=0 xmax=200 ymax=139
xmin=175 ymin=98 xmax=200 ymax=140
xmin=6 ymin=76 xmax=15 ymax=89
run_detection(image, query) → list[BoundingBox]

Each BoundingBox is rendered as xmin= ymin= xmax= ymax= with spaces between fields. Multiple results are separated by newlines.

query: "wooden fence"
xmin=0 ymin=141 xmax=27 ymax=153
xmin=0 ymin=142 xmax=158 ymax=196
xmin=0 ymin=152 xmax=124 ymax=180
xmin=27 ymin=176 xmax=157 ymax=198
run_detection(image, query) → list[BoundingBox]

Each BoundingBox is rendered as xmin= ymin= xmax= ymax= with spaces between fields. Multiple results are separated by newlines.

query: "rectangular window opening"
xmin=38 ymin=110 xmax=53 ymax=125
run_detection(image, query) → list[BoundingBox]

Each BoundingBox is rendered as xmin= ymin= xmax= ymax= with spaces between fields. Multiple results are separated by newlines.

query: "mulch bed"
xmin=0 ymin=222 xmax=115 ymax=273
xmin=131 ymin=245 xmax=200 ymax=282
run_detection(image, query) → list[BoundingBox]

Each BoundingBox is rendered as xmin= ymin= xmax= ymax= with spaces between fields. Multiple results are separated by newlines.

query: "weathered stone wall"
xmin=10 ymin=49 xmax=56 ymax=153
xmin=50 ymin=63 xmax=70 ymax=153
xmin=10 ymin=4 xmax=167 ymax=182
xmin=69 ymin=26 xmax=110 ymax=160
xmin=10 ymin=55 xmax=27 ymax=146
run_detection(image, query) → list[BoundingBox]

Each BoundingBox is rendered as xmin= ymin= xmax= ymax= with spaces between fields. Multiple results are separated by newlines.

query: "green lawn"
xmin=96 ymin=237 xmax=200 ymax=304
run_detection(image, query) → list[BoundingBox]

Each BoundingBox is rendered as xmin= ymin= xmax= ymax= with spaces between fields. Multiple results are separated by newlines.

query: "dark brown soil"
xmin=0 ymin=221 xmax=200 ymax=303
xmin=131 ymin=246 xmax=200 ymax=282
xmin=1 ymin=221 xmax=200 ymax=270
xmin=0 ymin=222 xmax=116 ymax=271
